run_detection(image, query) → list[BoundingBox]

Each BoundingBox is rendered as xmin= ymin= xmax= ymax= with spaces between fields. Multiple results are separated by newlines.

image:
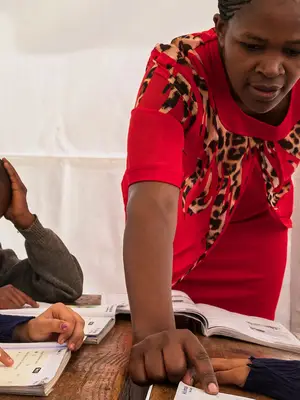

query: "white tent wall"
xmin=0 ymin=0 xmax=295 ymax=328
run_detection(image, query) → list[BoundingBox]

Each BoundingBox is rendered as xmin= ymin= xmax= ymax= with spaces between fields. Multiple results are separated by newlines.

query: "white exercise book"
xmin=0 ymin=305 xmax=117 ymax=345
xmin=109 ymin=290 xmax=300 ymax=354
xmin=175 ymin=382 xmax=252 ymax=399
xmin=0 ymin=342 xmax=70 ymax=396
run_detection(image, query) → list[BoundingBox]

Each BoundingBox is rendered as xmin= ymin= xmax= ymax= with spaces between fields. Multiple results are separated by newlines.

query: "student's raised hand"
xmin=13 ymin=303 xmax=85 ymax=351
xmin=212 ymin=358 xmax=250 ymax=387
xmin=2 ymin=158 xmax=35 ymax=230
xmin=129 ymin=329 xmax=219 ymax=395
xmin=0 ymin=284 xmax=38 ymax=309
xmin=0 ymin=159 xmax=12 ymax=219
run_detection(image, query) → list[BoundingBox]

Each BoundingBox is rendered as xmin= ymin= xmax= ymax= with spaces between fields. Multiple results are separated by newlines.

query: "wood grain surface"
xmin=0 ymin=297 xmax=298 ymax=400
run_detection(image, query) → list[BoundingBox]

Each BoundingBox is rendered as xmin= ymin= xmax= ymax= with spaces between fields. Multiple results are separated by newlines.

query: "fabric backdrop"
xmin=0 ymin=0 xmax=297 ymax=330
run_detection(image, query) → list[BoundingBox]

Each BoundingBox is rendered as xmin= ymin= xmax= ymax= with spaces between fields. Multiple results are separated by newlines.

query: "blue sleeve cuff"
xmin=0 ymin=315 xmax=34 ymax=342
xmin=244 ymin=356 xmax=300 ymax=400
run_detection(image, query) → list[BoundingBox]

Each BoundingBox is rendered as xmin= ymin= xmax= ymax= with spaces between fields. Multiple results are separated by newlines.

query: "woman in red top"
xmin=122 ymin=0 xmax=300 ymax=392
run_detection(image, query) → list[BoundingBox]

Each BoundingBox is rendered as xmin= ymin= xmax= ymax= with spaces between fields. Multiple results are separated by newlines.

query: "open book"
xmin=0 ymin=305 xmax=117 ymax=345
xmin=103 ymin=291 xmax=300 ymax=354
xmin=4 ymin=292 xmax=300 ymax=353
xmin=83 ymin=316 xmax=115 ymax=344
xmin=174 ymin=382 xmax=251 ymax=399
xmin=0 ymin=342 xmax=70 ymax=396
xmin=170 ymin=292 xmax=300 ymax=354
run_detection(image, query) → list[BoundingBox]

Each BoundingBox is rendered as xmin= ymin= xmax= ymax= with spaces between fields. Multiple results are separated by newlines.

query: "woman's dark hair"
xmin=218 ymin=0 xmax=252 ymax=20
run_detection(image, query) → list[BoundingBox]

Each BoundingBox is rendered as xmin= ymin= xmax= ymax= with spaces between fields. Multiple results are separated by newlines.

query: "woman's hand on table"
xmin=0 ymin=348 xmax=14 ymax=367
xmin=129 ymin=329 xmax=219 ymax=395
xmin=212 ymin=358 xmax=250 ymax=387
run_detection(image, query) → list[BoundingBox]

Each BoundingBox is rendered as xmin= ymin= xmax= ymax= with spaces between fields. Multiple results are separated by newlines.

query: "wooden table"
xmin=73 ymin=294 xmax=102 ymax=306
xmin=0 ymin=297 xmax=299 ymax=399
xmin=121 ymin=318 xmax=300 ymax=400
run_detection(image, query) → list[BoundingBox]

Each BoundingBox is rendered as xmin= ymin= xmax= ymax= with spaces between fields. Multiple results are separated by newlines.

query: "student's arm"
xmin=0 ymin=314 xmax=33 ymax=343
xmin=212 ymin=357 xmax=300 ymax=400
xmin=0 ymin=217 xmax=83 ymax=302
xmin=0 ymin=159 xmax=83 ymax=303
xmin=0 ymin=304 xmax=85 ymax=367
xmin=0 ymin=315 xmax=33 ymax=366
xmin=1 ymin=217 xmax=83 ymax=303
xmin=13 ymin=303 xmax=85 ymax=351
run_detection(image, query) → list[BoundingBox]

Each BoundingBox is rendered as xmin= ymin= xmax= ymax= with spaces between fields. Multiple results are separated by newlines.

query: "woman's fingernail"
xmin=208 ymin=383 xmax=218 ymax=394
xmin=69 ymin=343 xmax=75 ymax=351
xmin=61 ymin=323 xmax=68 ymax=330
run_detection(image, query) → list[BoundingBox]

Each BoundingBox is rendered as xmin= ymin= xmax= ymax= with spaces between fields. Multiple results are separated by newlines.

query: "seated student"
xmin=0 ymin=302 xmax=85 ymax=366
xmin=0 ymin=158 xmax=83 ymax=308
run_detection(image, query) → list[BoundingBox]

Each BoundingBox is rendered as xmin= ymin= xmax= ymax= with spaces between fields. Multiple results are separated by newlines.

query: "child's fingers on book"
xmin=66 ymin=319 xmax=85 ymax=351
xmin=182 ymin=368 xmax=195 ymax=386
xmin=14 ymin=288 xmax=38 ymax=308
xmin=0 ymin=348 xmax=14 ymax=367
xmin=6 ymin=292 xmax=23 ymax=308
xmin=37 ymin=318 xmax=70 ymax=342
xmin=215 ymin=370 xmax=236 ymax=385
xmin=57 ymin=322 xmax=75 ymax=344
xmin=43 ymin=303 xmax=74 ymax=320
xmin=2 ymin=285 xmax=24 ymax=307
xmin=215 ymin=366 xmax=249 ymax=387
xmin=211 ymin=358 xmax=248 ymax=371
xmin=73 ymin=336 xmax=84 ymax=351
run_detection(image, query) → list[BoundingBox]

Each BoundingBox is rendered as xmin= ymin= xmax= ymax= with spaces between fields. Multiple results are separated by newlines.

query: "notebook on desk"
xmin=0 ymin=305 xmax=117 ymax=345
xmin=0 ymin=342 xmax=70 ymax=396
xmin=174 ymin=382 xmax=252 ymax=399
xmin=13 ymin=290 xmax=300 ymax=353
xmin=103 ymin=290 xmax=300 ymax=354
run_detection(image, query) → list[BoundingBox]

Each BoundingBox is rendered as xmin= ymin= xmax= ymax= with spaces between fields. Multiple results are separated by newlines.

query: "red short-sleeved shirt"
xmin=122 ymin=29 xmax=300 ymax=319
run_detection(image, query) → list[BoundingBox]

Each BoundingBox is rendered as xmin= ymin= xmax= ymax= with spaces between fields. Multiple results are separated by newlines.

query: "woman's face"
xmin=215 ymin=0 xmax=300 ymax=116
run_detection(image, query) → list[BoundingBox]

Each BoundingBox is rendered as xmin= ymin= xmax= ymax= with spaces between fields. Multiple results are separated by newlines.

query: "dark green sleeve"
xmin=0 ymin=217 xmax=83 ymax=302
xmin=244 ymin=357 xmax=300 ymax=400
